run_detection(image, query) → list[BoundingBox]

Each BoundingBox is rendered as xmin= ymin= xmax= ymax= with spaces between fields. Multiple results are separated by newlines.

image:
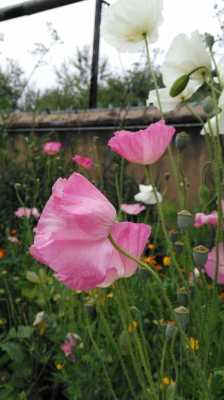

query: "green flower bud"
xmin=169 ymin=74 xmax=190 ymax=97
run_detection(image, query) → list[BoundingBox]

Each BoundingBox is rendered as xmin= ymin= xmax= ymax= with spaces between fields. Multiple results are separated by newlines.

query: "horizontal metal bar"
xmin=0 ymin=0 xmax=86 ymax=22
xmin=4 ymin=122 xmax=203 ymax=134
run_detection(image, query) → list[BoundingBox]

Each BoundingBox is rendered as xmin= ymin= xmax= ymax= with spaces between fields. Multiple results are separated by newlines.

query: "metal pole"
xmin=0 ymin=0 xmax=86 ymax=22
xmin=89 ymin=0 xmax=103 ymax=109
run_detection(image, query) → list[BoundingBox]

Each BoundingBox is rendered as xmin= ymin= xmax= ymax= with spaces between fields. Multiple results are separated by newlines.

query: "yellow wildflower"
xmin=55 ymin=362 xmax=64 ymax=370
xmin=163 ymin=256 xmax=171 ymax=267
xmin=128 ymin=320 xmax=139 ymax=333
xmin=187 ymin=337 xmax=199 ymax=351
xmin=162 ymin=376 xmax=174 ymax=385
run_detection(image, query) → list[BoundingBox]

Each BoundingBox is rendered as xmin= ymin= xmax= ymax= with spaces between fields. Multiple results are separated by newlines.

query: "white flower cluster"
xmin=102 ymin=0 xmax=224 ymax=135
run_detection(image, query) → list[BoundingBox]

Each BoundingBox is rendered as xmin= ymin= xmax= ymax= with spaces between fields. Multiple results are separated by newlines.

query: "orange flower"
xmin=0 ymin=248 xmax=6 ymax=259
xmin=148 ymin=243 xmax=156 ymax=251
xmin=144 ymin=256 xmax=157 ymax=266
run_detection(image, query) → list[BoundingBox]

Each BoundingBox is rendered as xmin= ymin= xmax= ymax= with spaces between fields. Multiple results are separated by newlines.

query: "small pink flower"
xmin=108 ymin=120 xmax=175 ymax=165
xmin=194 ymin=212 xmax=218 ymax=228
xmin=31 ymin=208 xmax=40 ymax=219
xmin=205 ymin=244 xmax=224 ymax=284
xmin=61 ymin=332 xmax=79 ymax=361
xmin=72 ymin=155 xmax=93 ymax=170
xmin=43 ymin=141 xmax=62 ymax=155
xmin=15 ymin=207 xmax=31 ymax=218
xmin=30 ymin=173 xmax=151 ymax=291
xmin=120 ymin=203 xmax=146 ymax=215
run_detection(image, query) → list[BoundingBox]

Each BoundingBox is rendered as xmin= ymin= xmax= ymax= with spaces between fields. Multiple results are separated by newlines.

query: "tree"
xmin=24 ymin=46 xmax=163 ymax=111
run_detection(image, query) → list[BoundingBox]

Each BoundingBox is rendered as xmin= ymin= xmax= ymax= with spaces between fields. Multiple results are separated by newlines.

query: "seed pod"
xmin=193 ymin=245 xmax=209 ymax=269
xmin=174 ymin=241 xmax=184 ymax=254
xmin=165 ymin=321 xmax=177 ymax=341
xmin=177 ymin=287 xmax=189 ymax=306
xmin=177 ymin=210 xmax=194 ymax=230
xmin=174 ymin=306 xmax=190 ymax=329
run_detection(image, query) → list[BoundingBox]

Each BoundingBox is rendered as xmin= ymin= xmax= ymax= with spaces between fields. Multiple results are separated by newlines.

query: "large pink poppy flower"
xmin=108 ymin=120 xmax=175 ymax=165
xmin=30 ymin=173 xmax=150 ymax=291
xmin=204 ymin=243 xmax=224 ymax=284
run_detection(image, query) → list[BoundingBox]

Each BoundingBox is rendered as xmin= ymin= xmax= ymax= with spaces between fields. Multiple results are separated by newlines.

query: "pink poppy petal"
xmin=34 ymin=173 xmax=116 ymax=242
xmin=110 ymin=221 xmax=151 ymax=277
xmin=205 ymin=243 xmax=224 ymax=284
xmin=120 ymin=203 xmax=146 ymax=215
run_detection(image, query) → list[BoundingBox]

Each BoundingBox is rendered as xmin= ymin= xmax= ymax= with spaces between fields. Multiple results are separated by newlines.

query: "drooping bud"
xmin=169 ymin=74 xmax=190 ymax=97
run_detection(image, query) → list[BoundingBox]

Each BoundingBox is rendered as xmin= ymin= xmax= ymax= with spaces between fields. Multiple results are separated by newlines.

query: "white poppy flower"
xmin=162 ymin=31 xmax=211 ymax=95
xmin=147 ymin=86 xmax=198 ymax=113
xmin=101 ymin=0 xmax=163 ymax=52
xmin=134 ymin=184 xmax=162 ymax=205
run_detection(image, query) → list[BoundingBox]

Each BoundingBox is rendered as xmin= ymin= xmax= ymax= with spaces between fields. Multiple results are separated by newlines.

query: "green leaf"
xmin=0 ymin=342 xmax=24 ymax=363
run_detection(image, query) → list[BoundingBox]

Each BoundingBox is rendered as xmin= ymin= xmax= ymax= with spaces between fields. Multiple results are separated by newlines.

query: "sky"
xmin=0 ymin=0 xmax=221 ymax=90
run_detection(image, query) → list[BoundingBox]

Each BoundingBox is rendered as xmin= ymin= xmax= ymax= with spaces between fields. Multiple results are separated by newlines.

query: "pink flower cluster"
xmin=61 ymin=332 xmax=79 ymax=361
xmin=30 ymin=121 xmax=176 ymax=291
xmin=15 ymin=207 xmax=40 ymax=219
xmin=43 ymin=141 xmax=62 ymax=155
xmin=194 ymin=212 xmax=218 ymax=228
xmin=30 ymin=173 xmax=151 ymax=291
